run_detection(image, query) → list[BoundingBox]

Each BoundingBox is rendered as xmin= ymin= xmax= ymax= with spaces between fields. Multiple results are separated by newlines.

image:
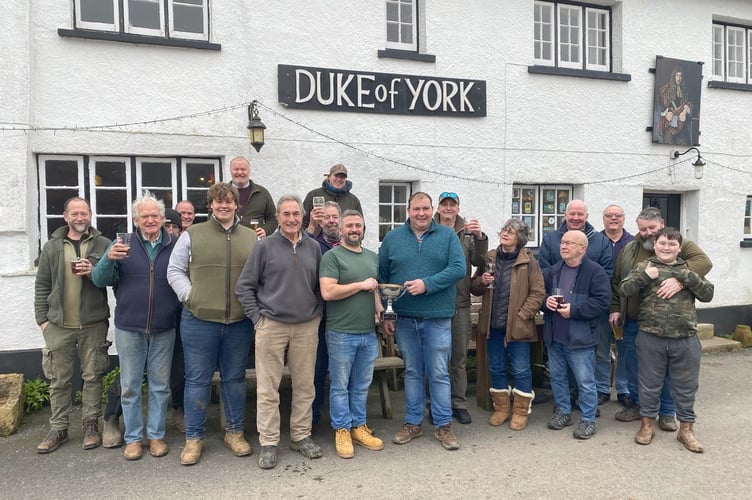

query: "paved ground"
xmin=1 ymin=348 xmax=751 ymax=500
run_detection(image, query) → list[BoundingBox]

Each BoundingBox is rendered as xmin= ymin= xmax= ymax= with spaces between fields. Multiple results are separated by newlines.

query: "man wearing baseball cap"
xmin=303 ymin=164 xmax=363 ymax=231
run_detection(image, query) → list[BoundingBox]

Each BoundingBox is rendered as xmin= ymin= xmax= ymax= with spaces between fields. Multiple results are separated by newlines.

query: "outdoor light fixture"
xmin=671 ymin=147 xmax=706 ymax=180
xmin=247 ymin=100 xmax=266 ymax=152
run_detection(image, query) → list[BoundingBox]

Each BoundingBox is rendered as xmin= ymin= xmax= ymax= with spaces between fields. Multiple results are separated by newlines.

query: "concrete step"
xmin=701 ymin=336 xmax=742 ymax=353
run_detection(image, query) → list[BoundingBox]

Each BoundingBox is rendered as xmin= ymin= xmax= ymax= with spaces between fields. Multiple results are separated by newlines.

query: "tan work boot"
xmin=677 ymin=422 xmax=704 ymax=453
xmin=102 ymin=416 xmax=124 ymax=448
xmin=489 ymin=388 xmax=511 ymax=426
xmin=224 ymin=431 xmax=252 ymax=457
xmin=351 ymin=424 xmax=384 ymax=451
xmin=392 ymin=423 xmax=422 ymax=445
xmin=434 ymin=424 xmax=460 ymax=451
xmin=124 ymin=441 xmax=144 ymax=461
xmin=36 ymin=429 xmax=68 ymax=454
xmin=510 ymin=389 xmax=534 ymax=431
xmin=148 ymin=439 xmax=169 ymax=457
xmin=82 ymin=419 xmax=102 ymax=450
xmin=335 ymin=428 xmax=354 ymax=459
xmin=634 ymin=417 xmax=655 ymax=445
xmin=180 ymin=438 xmax=204 ymax=465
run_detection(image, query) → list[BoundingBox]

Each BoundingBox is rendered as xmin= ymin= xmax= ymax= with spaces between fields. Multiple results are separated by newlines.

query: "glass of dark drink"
xmin=486 ymin=261 xmax=496 ymax=289
xmin=116 ymin=233 xmax=131 ymax=257
xmin=71 ymin=257 xmax=81 ymax=274
xmin=552 ymin=288 xmax=564 ymax=308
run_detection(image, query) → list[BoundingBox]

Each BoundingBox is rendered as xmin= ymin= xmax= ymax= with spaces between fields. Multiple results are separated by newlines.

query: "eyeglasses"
xmin=560 ymin=240 xmax=584 ymax=247
xmin=439 ymin=192 xmax=458 ymax=200
xmin=604 ymin=213 xmax=624 ymax=219
xmin=500 ymin=227 xmax=517 ymax=235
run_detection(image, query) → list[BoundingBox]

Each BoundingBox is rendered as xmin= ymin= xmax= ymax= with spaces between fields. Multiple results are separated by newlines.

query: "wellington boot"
xmin=677 ymin=422 xmax=704 ymax=453
xmin=180 ymin=438 xmax=204 ymax=465
xmin=489 ymin=388 xmax=511 ymax=426
xmin=102 ymin=416 xmax=124 ymax=449
xmin=510 ymin=389 xmax=534 ymax=431
xmin=634 ymin=417 xmax=655 ymax=445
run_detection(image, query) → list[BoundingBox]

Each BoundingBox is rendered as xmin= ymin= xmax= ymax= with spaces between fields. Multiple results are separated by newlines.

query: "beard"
xmin=641 ymin=238 xmax=655 ymax=251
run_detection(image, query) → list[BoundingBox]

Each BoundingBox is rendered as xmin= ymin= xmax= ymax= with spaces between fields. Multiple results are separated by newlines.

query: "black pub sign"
xmin=278 ymin=64 xmax=486 ymax=117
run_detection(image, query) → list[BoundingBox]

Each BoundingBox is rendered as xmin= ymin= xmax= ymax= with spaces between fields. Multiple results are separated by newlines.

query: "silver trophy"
xmin=378 ymin=283 xmax=407 ymax=321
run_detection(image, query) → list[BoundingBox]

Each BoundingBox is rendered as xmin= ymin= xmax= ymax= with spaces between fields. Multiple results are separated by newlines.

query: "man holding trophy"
xmin=378 ymin=192 xmax=466 ymax=451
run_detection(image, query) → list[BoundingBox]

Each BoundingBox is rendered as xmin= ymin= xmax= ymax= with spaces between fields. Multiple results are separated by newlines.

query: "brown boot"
xmin=223 ymin=431 xmax=252 ymax=457
xmin=677 ymin=422 xmax=704 ymax=453
xmin=102 ymin=416 xmax=124 ymax=448
xmin=634 ymin=417 xmax=655 ymax=445
xmin=510 ymin=389 xmax=534 ymax=431
xmin=181 ymin=438 xmax=204 ymax=465
xmin=489 ymin=388 xmax=511 ymax=426
xmin=82 ymin=419 xmax=102 ymax=450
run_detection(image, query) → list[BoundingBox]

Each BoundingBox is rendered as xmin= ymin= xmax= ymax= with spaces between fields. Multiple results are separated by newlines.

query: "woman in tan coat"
xmin=471 ymin=219 xmax=545 ymax=430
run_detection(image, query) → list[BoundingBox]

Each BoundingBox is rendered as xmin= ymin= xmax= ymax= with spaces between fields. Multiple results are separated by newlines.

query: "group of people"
xmin=32 ymin=161 xmax=714 ymax=472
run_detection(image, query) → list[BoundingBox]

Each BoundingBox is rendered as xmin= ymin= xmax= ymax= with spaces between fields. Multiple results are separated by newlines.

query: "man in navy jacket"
xmin=542 ymin=230 xmax=611 ymax=440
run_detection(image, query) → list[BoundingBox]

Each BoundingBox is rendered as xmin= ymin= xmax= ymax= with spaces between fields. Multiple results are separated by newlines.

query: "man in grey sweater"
xmin=235 ymin=194 xmax=323 ymax=470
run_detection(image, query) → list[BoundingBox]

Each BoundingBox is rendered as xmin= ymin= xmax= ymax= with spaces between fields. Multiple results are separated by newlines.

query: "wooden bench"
xmin=211 ymin=353 xmax=404 ymax=429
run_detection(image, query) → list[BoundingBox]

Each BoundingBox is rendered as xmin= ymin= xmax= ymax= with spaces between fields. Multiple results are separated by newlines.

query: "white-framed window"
xmin=386 ymin=0 xmax=417 ymax=51
xmin=712 ymin=22 xmax=752 ymax=84
xmin=534 ymin=1 xmax=611 ymax=72
xmin=378 ymin=182 xmax=411 ymax=242
xmin=744 ymin=196 xmax=752 ymax=237
xmin=37 ymin=154 xmax=220 ymax=246
xmin=511 ymin=184 xmax=573 ymax=247
xmin=74 ymin=0 xmax=208 ymax=41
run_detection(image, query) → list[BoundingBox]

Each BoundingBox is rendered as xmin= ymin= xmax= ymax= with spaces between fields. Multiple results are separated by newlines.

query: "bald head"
xmin=559 ymin=230 xmax=588 ymax=266
xmin=565 ymin=200 xmax=588 ymax=231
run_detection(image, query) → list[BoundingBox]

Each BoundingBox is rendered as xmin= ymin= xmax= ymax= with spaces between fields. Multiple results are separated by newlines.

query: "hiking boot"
xmin=36 ymin=429 xmax=68 ymax=454
xmin=224 ymin=431 xmax=252 ymax=457
xmin=124 ymin=441 xmax=144 ymax=461
xmin=597 ymin=391 xmax=611 ymax=405
xmin=258 ymin=445 xmax=278 ymax=469
xmin=617 ymin=393 xmax=635 ymax=408
xmin=452 ymin=408 xmax=472 ymax=425
xmin=180 ymin=438 xmax=203 ymax=466
xmin=335 ymin=428 xmax=354 ymax=459
xmin=635 ymin=417 xmax=655 ymax=445
xmin=148 ymin=439 xmax=169 ymax=457
xmin=82 ymin=420 xmax=101 ymax=450
xmin=351 ymin=424 xmax=384 ymax=451
xmin=102 ymin=416 xmax=123 ymax=448
xmin=677 ymin=422 xmax=704 ymax=453
xmin=658 ymin=415 xmax=677 ymax=432
xmin=434 ymin=424 xmax=460 ymax=450
xmin=547 ymin=408 xmax=573 ymax=430
xmin=615 ymin=405 xmax=641 ymax=422
xmin=392 ymin=423 xmax=423 ymax=445
xmin=290 ymin=436 xmax=323 ymax=459
xmin=573 ymin=420 xmax=596 ymax=440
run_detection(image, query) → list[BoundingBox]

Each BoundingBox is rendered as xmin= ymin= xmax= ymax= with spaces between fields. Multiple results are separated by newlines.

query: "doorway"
xmin=643 ymin=193 xmax=681 ymax=229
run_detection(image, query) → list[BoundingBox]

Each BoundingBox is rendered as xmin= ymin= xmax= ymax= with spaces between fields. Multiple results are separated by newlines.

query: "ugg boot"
xmin=180 ymin=438 xmax=204 ymax=465
xmin=510 ymin=389 xmax=534 ymax=431
xmin=634 ymin=417 xmax=655 ymax=445
xmin=489 ymin=388 xmax=511 ymax=426
xmin=677 ymin=422 xmax=704 ymax=453
xmin=102 ymin=415 xmax=124 ymax=448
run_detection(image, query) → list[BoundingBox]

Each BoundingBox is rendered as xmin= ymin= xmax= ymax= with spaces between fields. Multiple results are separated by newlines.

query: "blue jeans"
xmin=326 ymin=330 xmax=379 ymax=430
xmin=115 ymin=328 xmax=175 ymax=444
xmin=622 ymin=320 xmax=675 ymax=415
xmin=180 ymin=310 xmax=253 ymax=439
xmin=488 ymin=328 xmax=532 ymax=393
xmin=395 ymin=317 xmax=452 ymax=428
xmin=548 ymin=341 xmax=597 ymax=422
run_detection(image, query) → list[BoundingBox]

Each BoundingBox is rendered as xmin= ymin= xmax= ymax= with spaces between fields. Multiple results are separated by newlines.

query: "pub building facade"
xmin=2 ymin=0 xmax=752 ymax=373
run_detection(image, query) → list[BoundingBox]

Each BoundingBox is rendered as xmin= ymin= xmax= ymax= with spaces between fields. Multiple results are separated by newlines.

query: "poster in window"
xmin=522 ymin=189 xmax=535 ymax=214
xmin=522 ymin=216 xmax=534 ymax=230
xmin=512 ymin=188 xmax=520 ymax=199
xmin=544 ymin=189 xmax=555 ymax=202
xmin=652 ymin=56 xmax=702 ymax=146
xmin=512 ymin=200 xmax=520 ymax=213
xmin=543 ymin=202 xmax=555 ymax=214
xmin=557 ymin=190 xmax=569 ymax=213
xmin=542 ymin=216 xmax=557 ymax=234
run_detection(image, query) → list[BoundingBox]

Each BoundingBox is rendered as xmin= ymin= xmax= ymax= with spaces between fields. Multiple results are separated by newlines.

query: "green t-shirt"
xmin=319 ymin=245 xmax=378 ymax=333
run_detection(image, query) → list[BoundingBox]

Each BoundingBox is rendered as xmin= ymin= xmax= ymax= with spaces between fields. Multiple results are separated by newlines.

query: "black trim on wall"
xmin=58 ymin=29 xmax=221 ymax=51
xmin=708 ymin=81 xmax=752 ymax=92
xmin=377 ymin=49 xmax=436 ymax=63
xmin=528 ymin=65 xmax=631 ymax=81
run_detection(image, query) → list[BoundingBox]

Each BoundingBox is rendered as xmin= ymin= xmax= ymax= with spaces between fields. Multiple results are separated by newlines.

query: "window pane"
xmin=129 ymin=0 xmax=161 ymax=29
xmin=401 ymin=24 xmax=413 ymax=44
xmin=186 ymin=191 xmax=207 ymax=213
xmin=379 ymin=185 xmax=392 ymax=203
xmin=400 ymin=3 xmax=413 ymax=23
xmin=96 ymin=189 xmax=128 ymax=215
xmin=95 ymin=161 xmax=127 ymax=187
xmin=97 ymin=217 xmax=129 ymax=240
xmin=386 ymin=2 xmax=398 ymax=22
xmin=173 ymin=4 xmax=204 ymax=33
xmin=46 ymin=218 xmax=68 ymax=239
xmin=46 ymin=189 xmax=80 ymax=215
xmin=151 ymin=189 xmax=174 ymax=207
xmin=80 ymin=0 xmax=115 ymax=23
xmin=141 ymin=161 xmax=172 ymax=187
xmin=394 ymin=186 xmax=408 ymax=203
xmin=387 ymin=23 xmax=399 ymax=42
xmin=45 ymin=160 xmax=79 ymax=186
xmin=394 ymin=205 xmax=406 ymax=222
xmin=185 ymin=162 xmax=215 ymax=187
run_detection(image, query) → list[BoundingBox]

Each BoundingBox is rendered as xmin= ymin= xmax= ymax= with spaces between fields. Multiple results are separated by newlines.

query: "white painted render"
xmin=1 ymin=0 xmax=751 ymax=352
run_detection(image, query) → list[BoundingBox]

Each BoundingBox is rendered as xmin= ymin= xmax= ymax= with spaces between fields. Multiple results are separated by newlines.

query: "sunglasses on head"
xmin=440 ymin=192 xmax=458 ymax=200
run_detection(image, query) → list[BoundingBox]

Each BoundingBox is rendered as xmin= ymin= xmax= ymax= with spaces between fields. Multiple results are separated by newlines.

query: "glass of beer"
xmin=116 ymin=233 xmax=131 ymax=257
xmin=250 ymin=220 xmax=260 ymax=231
xmin=71 ymin=257 xmax=81 ymax=274
xmin=313 ymin=196 xmax=325 ymax=209
xmin=552 ymin=288 xmax=564 ymax=308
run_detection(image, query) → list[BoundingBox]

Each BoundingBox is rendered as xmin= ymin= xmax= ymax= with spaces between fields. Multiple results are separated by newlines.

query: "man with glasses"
xmin=539 ymin=200 xmax=613 ymax=409
xmin=542 ymin=231 xmax=611 ymax=440
xmin=433 ymin=191 xmax=487 ymax=424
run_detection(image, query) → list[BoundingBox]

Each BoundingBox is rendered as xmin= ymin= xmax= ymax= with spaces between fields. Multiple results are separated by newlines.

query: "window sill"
xmin=527 ymin=65 xmax=631 ymax=82
xmin=377 ymin=49 xmax=435 ymax=63
xmin=740 ymin=239 xmax=752 ymax=248
xmin=58 ymin=28 xmax=221 ymax=51
xmin=708 ymin=80 xmax=752 ymax=92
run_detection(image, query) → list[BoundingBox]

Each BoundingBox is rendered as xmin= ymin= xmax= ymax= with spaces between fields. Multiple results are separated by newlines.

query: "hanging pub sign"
xmin=278 ymin=64 xmax=486 ymax=117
